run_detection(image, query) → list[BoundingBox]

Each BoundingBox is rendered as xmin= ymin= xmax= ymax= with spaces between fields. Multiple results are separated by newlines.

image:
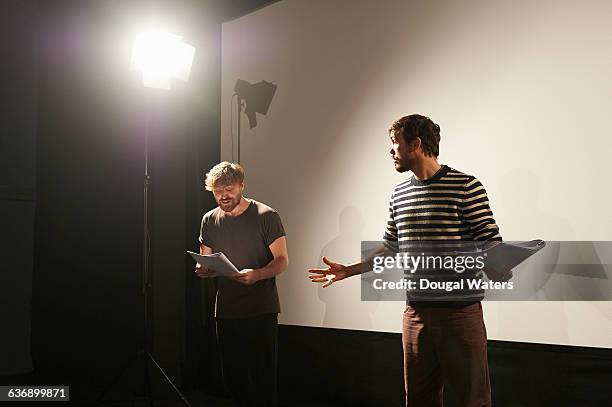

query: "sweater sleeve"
xmin=382 ymin=193 xmax=400 ymax=252
xmin=461 ymin=177 xmax=502 ymax=242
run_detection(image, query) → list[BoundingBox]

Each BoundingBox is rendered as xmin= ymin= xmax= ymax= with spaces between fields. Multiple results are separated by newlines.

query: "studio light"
xmin=130 ymin=30 xmax=195 ymax=90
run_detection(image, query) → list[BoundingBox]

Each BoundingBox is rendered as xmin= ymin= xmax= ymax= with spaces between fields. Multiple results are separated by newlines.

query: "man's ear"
xmin=408 ymin=137 xmax=421 ymax=153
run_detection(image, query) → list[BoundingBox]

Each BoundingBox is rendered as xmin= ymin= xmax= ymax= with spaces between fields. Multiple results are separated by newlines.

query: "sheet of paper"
xmin=187 ymin=251 xmax=240 ymax=277
xmin=484 ymin=240 xmax=546 ymax=271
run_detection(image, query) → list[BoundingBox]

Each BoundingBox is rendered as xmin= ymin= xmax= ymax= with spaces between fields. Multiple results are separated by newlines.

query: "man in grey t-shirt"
xmin=196 ymin=161 xmax=288 ymax=407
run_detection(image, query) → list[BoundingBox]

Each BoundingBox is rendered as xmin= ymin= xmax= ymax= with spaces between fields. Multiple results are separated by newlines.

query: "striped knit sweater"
xmin=383 ymin=165 xmax=502 ymax=302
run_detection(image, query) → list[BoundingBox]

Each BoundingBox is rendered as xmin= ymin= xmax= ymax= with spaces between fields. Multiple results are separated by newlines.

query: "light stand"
xmin=96 ymin=104 xmax=192 ymax=407
xmin=96 ymin=30 xmax=195 ymax=407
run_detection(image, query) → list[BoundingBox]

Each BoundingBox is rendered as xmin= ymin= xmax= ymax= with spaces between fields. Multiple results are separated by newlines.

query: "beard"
xmin=394 ymin=160 xmax=409 ymax=173
xmin=219 ymin=194 xmax=242 ymax=212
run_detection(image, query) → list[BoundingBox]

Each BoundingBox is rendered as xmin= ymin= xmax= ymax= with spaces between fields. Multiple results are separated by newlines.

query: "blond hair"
xmin=204 ymin=161 xmax=245 ymax=191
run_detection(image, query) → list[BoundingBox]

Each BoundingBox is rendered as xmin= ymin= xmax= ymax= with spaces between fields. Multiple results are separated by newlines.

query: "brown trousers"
xmin=402 ymin=302 xmax=491 ymax=407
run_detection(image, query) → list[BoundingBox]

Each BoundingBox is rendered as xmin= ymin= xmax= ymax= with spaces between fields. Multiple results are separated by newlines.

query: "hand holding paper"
xmin=195 ymin=262 xmax=216 ymax=279
xmin=187 ymin=251 xmax=240 ymax=277
xmin=232 ymin=268 xmax=264 ymax=285
xmin=482 ymin=240 xmax=545 ymax=281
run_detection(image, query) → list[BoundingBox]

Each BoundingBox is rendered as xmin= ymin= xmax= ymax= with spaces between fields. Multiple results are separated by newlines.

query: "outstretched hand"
xmin=308 ymin=256 xmax=351 ymax=288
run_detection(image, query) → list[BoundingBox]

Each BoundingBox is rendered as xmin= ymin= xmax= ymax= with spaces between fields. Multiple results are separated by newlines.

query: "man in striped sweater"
xmin=309 ymin=114 xmax=502 ymax=407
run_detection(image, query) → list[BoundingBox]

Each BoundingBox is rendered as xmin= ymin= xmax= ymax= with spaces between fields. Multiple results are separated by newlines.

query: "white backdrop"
xmin=221 ymin=0 xmax=612 ymax=348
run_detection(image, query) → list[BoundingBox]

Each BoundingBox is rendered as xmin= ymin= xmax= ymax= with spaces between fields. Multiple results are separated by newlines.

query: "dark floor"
xmin=97 ymin=392 xmax=232 ymax=407
xmin=96 ymin=391 xmax=341 ymax=407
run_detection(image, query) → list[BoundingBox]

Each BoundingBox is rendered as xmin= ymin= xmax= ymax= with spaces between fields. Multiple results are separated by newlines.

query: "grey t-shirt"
xmin=199 ymin=199 xmax=286 ymax=319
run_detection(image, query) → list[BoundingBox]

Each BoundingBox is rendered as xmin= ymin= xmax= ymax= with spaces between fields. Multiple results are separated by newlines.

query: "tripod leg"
xmin=96 ymin=351 xmax=141 ymax=406
xmin=147 ymin=353 xmax=193 ymax=407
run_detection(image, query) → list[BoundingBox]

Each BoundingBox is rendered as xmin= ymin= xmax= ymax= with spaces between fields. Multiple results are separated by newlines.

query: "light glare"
xmin=130 ymin=31 xmax=195 ymax=90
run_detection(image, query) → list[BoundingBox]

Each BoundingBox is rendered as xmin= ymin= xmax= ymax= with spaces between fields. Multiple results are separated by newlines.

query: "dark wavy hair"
xmin=389 ymin=114 xmax=441 ymax=157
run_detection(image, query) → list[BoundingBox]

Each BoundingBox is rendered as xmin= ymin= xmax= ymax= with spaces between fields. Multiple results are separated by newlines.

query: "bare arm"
xmin=233 ymin=236 xmax=289 ymax=285
xmin=259 ymin=236 xmax=289 ymax=279
xmin=308 ymin=245 xmax=394 ymax=288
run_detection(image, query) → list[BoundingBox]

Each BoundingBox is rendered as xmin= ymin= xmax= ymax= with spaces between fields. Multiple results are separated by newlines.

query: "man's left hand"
xmin=483 ymin=265 xmax=513 ymax=282
xmin=231 ymin=269 xmax=261 ymax=285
